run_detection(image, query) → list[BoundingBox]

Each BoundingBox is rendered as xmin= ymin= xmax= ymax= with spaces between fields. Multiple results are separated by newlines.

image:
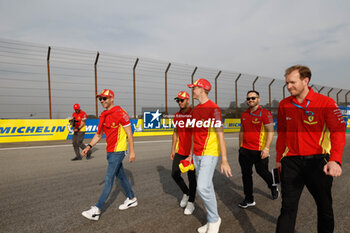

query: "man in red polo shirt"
xmin=170 ymin=91 xmax=196 ymax=215
xmin=81 ymin=89 xmax=137 ymax=221
xmin=275 ymin=65 xmax=346 ymax=233
xmin=238 ymin=90 xmax=279 ymax=209
xmin=71 ymin=104 xmax=91 ymax=160
xmin=188 ymin=78 xmax=232 ymax=233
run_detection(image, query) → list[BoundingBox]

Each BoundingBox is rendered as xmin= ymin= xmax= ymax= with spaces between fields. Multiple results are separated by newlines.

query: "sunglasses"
xmin=176 ymin=99 xmax=185 ymax=103
xmin=246 ymin=97 xmax=258 ymax=101
xmin=99 ymin=97 xmax=108 ymax=101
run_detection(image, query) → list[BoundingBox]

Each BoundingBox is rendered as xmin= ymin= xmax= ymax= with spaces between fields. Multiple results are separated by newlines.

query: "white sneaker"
xmin=180 ymin=194 xmax=189 ymax=208
xmin=207 ymin=217 xmax=222 ymax=233
xmin=197 ymin=223 xmax=208 ymax=233
xmin=184 ymin=202 xmax=195 ymax=215
xmin=119 ymin=197 xmax=138 ymax=210
xmin=81 ymin=206 xmax=100 ymax=221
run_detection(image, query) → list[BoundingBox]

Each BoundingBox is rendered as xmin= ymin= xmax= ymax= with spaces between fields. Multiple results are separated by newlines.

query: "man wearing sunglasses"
xmin=238 ymin=90 xmax=278 ymax=209
xmin=187 ymin=78 xmax=232 ymax=233
xmin=170 ymin=91 xmax=197 ymax=215
xmin=71 ymin=103 xmax=91 ymax=160
xmin=81 ymin=89 xmax=137 ymax=221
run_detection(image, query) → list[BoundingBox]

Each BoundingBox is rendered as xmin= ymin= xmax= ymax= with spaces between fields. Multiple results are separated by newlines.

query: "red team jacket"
xmin=276 ymin=88 xmax=346 ymax=164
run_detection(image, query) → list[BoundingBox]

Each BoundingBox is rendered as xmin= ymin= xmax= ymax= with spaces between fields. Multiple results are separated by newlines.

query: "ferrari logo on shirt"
xmin=303 ymin=115 xmax=318 ymax=125
xmin=111 ymin=122 xmax=118 ymax=128
xmin=252 ymin=118 xmax=260 ymax=124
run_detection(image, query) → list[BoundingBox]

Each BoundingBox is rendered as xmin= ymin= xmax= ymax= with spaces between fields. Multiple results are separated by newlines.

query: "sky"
xmin=0 ymin=0 xmax=349 ymax=89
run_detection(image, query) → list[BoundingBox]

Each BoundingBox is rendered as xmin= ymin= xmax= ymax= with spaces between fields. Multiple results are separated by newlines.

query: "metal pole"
xmin=318 ymin=86 xmax=325 ymax=94
xmin=252 ymin=76 xmax=259 ymax=90
xmin=336 ymin=89 xmax=343 ymax=105
xmin=46 ymin=46 xmax=52 ymax=119
xmin=345 ymin=91 xmax=350 ymax=106
xmin=283 ymin=83 xmax=287 ymax=99
xmin=133 ymin=58 xmax=139 ymax=119
xmin=94 ymin=52 xmax=100 ymax=117
xmin=269 ymin=79 xmax=275 ymax=110
xmin=214 ymin=71 xmax=222 ymax=104
xmin=191 ymin=67 xmax=198 ymax=107
xmin=165 ymin=63 xmax=171 ymax=115
xmin=327 ymin=88 xmax=333 ymax=97
xmin=234 ymin=73 xmax=242 ymax=118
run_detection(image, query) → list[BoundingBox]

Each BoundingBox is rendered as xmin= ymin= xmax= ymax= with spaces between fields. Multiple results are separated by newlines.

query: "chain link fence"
xmin=1 ymin=38 xmax=349 ymax=119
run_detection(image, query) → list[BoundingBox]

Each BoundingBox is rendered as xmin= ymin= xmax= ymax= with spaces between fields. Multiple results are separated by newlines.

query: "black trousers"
xmin=72 ymin=132 xmax=87 ymax=158
xmin=171 ymin=153 xmax=197 ymax=202
xmin=238 ymin=147 xmax=273 ymax=201
xmin=276 ymin=156 xmax=334 ymax=233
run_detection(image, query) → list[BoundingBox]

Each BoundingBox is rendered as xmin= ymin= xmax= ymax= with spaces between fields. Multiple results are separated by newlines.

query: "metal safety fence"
xmin=1 ymin=38 xmax=349 ymax=119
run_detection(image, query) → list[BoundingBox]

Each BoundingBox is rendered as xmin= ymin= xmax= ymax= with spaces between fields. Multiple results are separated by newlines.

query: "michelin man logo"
xmin=143 ymin=109 xmax=162 ymax=129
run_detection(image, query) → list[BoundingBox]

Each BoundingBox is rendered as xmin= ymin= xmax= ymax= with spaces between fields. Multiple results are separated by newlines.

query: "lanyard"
xmin=291 ymin=100 xmax=314 ymax=116
xmin=249 ymin=106 xmax=262 ymax=117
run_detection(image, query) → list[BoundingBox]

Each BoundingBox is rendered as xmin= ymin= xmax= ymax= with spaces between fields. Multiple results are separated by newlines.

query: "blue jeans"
xmin=96 ymin=151 xmax=135 ymax=210
xmin=193 ymin=155 xmax=219 ymax=223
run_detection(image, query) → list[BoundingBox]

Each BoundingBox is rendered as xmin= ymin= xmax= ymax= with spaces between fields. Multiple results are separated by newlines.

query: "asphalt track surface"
xmin=0 ymin=133 xmax=349 ymax=233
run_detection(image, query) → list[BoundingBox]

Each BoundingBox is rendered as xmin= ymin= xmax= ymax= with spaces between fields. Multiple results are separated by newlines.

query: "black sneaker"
xmin=271 ymin=186 xmax=280 ymax=200
xmin=71 ymin=157 xmax=82 ymax=161
xmin=238 ymin=199 xmax=256 ymax=208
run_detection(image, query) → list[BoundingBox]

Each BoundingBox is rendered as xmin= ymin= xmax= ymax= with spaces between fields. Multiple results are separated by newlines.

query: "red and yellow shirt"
xmin=192 ymin=100 xmax=222 ymax=156
xmin=276 ymin=87 xmax=346 ymax=164
xmin=174 ymin=108 xmax=192 ymax=156
xmin=97 ymin=106 xmax=131 ymax=153
xmin=72 ymin=110 xmax=87 ymax=132
xmin=241 ymin=106 xmax=274 ymax=151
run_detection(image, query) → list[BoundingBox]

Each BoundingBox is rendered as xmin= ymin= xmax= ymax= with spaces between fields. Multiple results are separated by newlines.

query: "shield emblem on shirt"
xmin=308 ymin=116 xmax=314 ymax=122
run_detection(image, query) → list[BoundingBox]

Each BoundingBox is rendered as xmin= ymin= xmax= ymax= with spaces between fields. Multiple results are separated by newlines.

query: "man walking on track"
xmin=188 ymin=78 xmax=232 ymax=233
xmin=275 ymin=65 xmax=346 ymax=233
xmin=71 ymin=103 xmax=91 ymax=160
xmin=238 ymin=90 xmax=279 ymax=208
xmin=170 ymin=91 xmax=196 ymax=215
xmin=81 ymin=89 xmax=138 ymax=221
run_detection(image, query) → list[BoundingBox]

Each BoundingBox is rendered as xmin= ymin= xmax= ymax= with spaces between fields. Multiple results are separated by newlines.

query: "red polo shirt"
xmin=174 ymin=107 xmax=192 ymax=156
xmin=97 ymin=106 xmax=131 ymax=152
xmin=192 ymin=100 xmax=222 ymax=156
xmin=72 ymin=110 xmax=87 ymax=132
xmin=276 ymin=87 xmax=346 ymax=164
xmin=241 ymin=106 xmax=274 ymax=151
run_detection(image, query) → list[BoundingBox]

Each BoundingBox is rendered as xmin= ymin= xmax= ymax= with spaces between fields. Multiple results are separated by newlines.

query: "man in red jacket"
xmin=275 ymin=65 xmax=346 ymax=233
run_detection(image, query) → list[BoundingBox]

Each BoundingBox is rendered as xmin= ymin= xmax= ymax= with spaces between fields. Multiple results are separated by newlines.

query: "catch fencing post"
xmin=269 ymin=79 xmax=275 ymax=110
xmin=345 ymin=91 xmax=350 ymax=106
xmin=191 ymin=67 xmax=198 ymax=107
xmin=336 ymin=89 xmax=342 ymax=105
xmin=234 ymin=73 xmax=242 ymax=118
xmin=133 ymin=58 xmax=139 ymax=119
xmin=165 ymin=63 xmax=171 ymax=115
xmin=214 ymin=71 xmax=222 ymax=104
xmin=252 ymin=76 xmax=259 ymax=90
xmin=46 ymin=46 xmax=52 ymax=119
xmin=94 ymin=52 xmax=100 ymax=117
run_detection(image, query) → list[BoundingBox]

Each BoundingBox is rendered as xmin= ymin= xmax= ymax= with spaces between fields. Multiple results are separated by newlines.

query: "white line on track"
xmin=0 ymin=137 xmax=238 ymax=151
